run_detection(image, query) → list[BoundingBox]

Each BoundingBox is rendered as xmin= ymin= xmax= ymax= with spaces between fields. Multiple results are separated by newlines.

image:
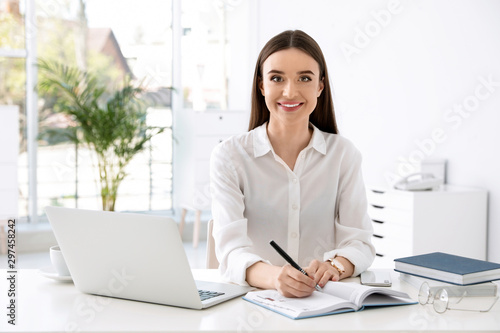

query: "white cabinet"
xmin=175 ymin=109 xmax=248 ymax=247
xmin=366 ymin=185 xmax=487 ymax=268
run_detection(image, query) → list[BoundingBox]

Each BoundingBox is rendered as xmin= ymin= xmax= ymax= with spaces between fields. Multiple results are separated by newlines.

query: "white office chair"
xmin=178 ymin=204 xmax=203 ymax=248
xmin=206 ymin=219 xmax=220 ymax=269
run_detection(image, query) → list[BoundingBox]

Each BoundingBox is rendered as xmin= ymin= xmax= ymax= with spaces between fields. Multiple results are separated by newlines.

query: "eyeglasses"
xmin=418 ymin=282 xmax=499 ymax=314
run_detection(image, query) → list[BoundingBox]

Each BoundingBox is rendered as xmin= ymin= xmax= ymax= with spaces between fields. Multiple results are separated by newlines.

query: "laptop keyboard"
xmin=198 ymin=289 xmax=225 ymax=301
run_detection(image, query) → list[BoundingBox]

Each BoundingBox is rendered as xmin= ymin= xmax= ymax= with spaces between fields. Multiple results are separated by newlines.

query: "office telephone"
xmin=393 ymin=173 xmax=443 ymax=191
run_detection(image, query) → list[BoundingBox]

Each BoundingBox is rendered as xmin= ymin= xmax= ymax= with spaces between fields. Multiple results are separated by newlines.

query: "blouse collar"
xmin=253 ymin=122 xmax=327 ymax=158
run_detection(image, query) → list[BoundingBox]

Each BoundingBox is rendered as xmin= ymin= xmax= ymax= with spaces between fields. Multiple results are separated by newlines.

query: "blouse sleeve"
xmin=209 ymin=142 xmax=270 ymax=286
xmin=323 ymin=146 xmax=376 ymax=277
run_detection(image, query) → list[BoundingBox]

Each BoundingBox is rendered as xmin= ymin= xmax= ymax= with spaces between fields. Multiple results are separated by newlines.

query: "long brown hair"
xmin=249 ymin=30 xmax=338 ymax=134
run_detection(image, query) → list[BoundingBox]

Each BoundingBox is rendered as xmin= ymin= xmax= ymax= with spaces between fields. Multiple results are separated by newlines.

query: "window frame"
xmin=0 ymin=0 xmax=37 ymax=223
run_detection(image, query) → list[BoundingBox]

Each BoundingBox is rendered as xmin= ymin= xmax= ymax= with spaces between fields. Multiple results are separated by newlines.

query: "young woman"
xmin=210 ymin=30 xmax=375 ymax=298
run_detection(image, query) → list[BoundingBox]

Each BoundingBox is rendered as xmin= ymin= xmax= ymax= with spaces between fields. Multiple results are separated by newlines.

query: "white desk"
xmin=1 ymin=269 xmax=499 ymax=332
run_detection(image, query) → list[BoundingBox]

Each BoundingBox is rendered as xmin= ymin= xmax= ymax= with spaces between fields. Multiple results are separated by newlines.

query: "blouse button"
xmin=290 ymin=232 xmax=298 ymax=239
xmin=292 ymin=204 xmax=298 ymax=210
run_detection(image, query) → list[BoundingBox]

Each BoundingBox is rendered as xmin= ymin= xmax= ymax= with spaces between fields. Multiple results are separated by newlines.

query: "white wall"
xmin=252 ymin=0 xmax=500 ymax=262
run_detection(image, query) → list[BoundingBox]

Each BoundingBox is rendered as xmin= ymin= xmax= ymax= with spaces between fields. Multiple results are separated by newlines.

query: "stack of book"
xmin=399 ymin=272 xmax=498 ymax=297
xmin=394 ymin=252 xmax=500 ymax=295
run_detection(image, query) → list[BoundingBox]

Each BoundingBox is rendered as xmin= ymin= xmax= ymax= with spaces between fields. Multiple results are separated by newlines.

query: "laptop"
xmin=45 ymin=206 xmax=253 ymax=309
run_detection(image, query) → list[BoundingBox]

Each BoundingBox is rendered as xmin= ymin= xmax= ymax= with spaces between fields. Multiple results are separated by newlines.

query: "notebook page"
xmin=244 ymin=289 xmax=358 ymax=318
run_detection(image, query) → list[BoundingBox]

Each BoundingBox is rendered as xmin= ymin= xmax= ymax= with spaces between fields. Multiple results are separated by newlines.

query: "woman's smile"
xmin=278 ymin=101 xmax=304 ymax=112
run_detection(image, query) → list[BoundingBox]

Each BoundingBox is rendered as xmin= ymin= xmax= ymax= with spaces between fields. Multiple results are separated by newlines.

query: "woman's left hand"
xmin=306 ymin=257 xmax=355 ymax=288
xmin=305 ymin=260 xmax=340 ymax=288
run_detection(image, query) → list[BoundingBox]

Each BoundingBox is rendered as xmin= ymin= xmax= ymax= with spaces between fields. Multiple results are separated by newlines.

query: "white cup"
xmin=50 ymin=245 xmax=71 ymax=276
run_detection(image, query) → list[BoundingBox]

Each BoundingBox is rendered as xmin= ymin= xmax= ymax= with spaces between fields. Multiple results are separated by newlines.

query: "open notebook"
xmin=243 ymin=281 xmax=416 ymax=319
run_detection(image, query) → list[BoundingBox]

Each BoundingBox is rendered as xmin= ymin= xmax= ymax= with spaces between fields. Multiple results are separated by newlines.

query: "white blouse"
xmin=210 ymin=122 xmax=375 ymax=286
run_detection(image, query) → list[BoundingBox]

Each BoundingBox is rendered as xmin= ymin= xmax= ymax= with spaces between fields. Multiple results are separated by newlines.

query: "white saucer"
xmin=38 ymin=266 xmax=73 ymax=282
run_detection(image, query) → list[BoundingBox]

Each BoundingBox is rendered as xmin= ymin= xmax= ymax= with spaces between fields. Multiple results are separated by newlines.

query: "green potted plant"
xmin=37 ymin=59 xmax=164 ymax=211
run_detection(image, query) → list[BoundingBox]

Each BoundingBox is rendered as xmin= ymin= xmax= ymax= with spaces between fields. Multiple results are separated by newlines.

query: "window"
xmin=2 ymin=0 xmax=174 ymax=222
xmin=0 ymin=0 xmax=25 ymax=50
xmin=181 ymin=0 xmax=229 ymax=110
xmin=179 ymin=0 xmax=251 ymax=112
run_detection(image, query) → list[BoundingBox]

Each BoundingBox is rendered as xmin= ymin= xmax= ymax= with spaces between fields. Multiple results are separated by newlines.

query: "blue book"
xmin=394 ymin=252 xmax=500 ymax=285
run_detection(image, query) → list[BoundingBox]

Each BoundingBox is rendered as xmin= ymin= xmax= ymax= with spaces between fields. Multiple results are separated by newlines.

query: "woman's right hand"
xmin=274 ymin=264 xmax=317 ymax=298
